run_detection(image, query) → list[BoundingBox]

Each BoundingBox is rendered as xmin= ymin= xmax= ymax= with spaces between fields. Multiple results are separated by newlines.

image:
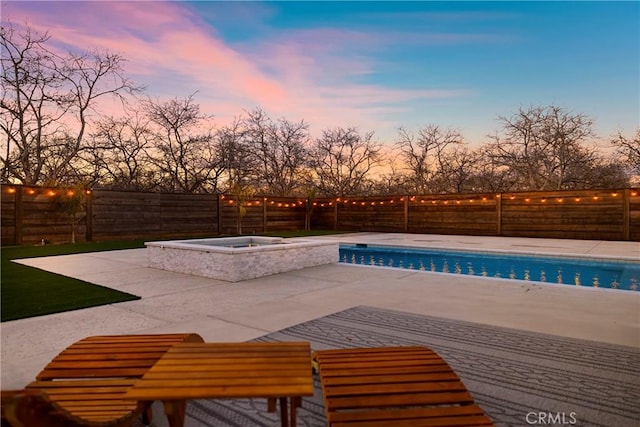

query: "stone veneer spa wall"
xmin=146 ymin=237 xmax=339 ymax=282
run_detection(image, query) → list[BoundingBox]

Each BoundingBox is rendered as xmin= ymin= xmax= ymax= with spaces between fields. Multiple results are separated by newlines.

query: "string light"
xmin=5 ymin=186 xmax=636 ymax=213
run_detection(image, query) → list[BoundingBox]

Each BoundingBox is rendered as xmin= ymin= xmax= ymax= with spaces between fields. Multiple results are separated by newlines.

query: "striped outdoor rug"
xmin=153 ymin=305 xmax=639 ymax=427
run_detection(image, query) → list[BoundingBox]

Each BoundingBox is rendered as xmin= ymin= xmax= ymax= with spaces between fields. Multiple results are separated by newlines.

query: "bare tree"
xmin=144 ymin=94 xmax=221 ymax=193
xmin=243 ymin=108 xmax=310 ymax=196
xmin=433 ymin=144 xmax=480 ymax=193
xmin=0 ymin=23 xmax=139 ymax=185
xmin=214 ymin=117 xmax=253 ymax=191
xmin=309 ymin=127 xmax=382 ymax=197
xmin=487 ymin=105 xmax=598 ymax=191
xmin=395 ymin=125 xmax=463 ymax=193
xmin=81 ymin=110 xmax=156 ymax=190
xmin=611 ymin=128 xmax=640 ymax=181
xmin=466 ymin=145 xmax=517 ymax=192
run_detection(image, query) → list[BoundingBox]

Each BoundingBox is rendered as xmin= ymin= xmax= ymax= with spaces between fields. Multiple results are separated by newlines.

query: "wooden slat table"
xmin=123 ymin=342 xmax=313 ymax=427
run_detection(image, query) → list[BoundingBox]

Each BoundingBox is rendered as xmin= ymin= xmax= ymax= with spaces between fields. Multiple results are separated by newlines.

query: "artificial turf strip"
xmin=1 ymin=241 xmax=145 ymax=322
xmin=0 ymin=232 xmax=345 ymax=322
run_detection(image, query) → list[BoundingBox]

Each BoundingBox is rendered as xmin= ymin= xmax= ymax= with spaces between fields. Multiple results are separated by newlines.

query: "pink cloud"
xmin=2 ymin=1 xmax=472 ymax=142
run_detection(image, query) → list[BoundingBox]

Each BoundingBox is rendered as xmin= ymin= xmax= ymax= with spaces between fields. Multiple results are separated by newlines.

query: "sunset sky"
xmin=2 ymin=1 xmax=639 ymax=146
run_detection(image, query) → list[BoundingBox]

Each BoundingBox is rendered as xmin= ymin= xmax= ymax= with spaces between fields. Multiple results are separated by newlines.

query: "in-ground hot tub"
xmin=146 ymin=236 xmax=339 ymax=282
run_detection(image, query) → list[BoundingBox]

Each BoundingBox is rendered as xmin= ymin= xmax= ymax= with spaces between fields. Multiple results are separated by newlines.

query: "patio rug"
xmin=159 ymin=306 xmax=639 ymax=427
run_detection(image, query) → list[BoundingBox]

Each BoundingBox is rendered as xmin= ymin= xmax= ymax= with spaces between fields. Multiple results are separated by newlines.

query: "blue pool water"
xmin=339 ymin=244 xmax=640 ymax=292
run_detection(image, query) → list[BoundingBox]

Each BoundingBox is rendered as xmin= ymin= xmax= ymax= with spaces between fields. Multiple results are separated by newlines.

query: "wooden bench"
xmin=5 ymin=333 xmax=204 ymax=426
xmin=312 ymin=346 xmax=495 ymax=427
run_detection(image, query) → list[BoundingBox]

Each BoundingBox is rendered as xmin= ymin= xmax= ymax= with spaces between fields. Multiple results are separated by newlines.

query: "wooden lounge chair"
xmin=1 ymin=389 xmax=139 ymax=427
xmin=312 ymin=346 xmax=495 ymax=427
xmin=5 ymin=333 xmax=204 ymax=426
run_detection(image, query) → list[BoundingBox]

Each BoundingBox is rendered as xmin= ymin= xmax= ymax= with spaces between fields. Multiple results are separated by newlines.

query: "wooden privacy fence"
xmin=1 ymin=185 xmax=639 ymax=245
xmin=1 ymin=186 xmax=306 ymax=245
xmin=311 ymin=188 xmax=640 ymax=241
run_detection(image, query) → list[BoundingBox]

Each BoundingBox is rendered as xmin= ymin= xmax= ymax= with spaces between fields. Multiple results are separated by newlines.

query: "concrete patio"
xmin=2 ymin=233 xmax=639 ymax=390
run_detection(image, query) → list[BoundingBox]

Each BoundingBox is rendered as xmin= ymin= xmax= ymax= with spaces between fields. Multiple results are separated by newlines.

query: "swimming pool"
xmin=339 ymin=244 xmax=640 ymax=291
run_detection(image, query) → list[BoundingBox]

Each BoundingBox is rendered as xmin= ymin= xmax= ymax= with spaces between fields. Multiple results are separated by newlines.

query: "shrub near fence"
xmin=1 ymin=186 xmax=88 ymax=245
xmin=1 ymin=185 xmax=639 ymax=245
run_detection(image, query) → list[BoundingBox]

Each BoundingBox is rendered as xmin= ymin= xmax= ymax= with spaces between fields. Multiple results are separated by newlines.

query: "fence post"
xmin=304 ymin=197 xmax=310 ymax=231
xmin=403 ymin=195 xmax=409 ymax=233
xmin=85 ymin=189 xmax=93 ymax=242
xmin=15 ymin=186 xmax=23 ymax=245
xmin=496 ymin=193 xmax=502 ymax=236
xmin=263 ymin=197 xmax=268 ymax=233
xmin=623 ymin=188 xmax=630 ymax=241
xmin=216 ymin=194 xmax=222 ymax=235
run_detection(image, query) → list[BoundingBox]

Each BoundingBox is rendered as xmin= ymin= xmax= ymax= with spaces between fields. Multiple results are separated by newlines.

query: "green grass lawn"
xmin=1 ymin=241 xmax=145 ymax=322
xmin=1 ymin=231 xmax=346 ymax=322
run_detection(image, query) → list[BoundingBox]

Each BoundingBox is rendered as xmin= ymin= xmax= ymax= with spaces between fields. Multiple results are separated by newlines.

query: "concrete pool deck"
xmin=2 ymin=233 xmax=639 ymax=390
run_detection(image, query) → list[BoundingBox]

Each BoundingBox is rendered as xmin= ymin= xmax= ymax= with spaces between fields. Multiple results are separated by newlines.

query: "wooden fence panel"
xmin=14 ymin=187 xmax=88 ymax=245
xmin=266 ymin=198 xmax=306 ymax=231
xmin=219 ymin=200 xmax=264 ymax=235
xmin=218 ymin=197 xmax=306 ymax=234
xmin=91 ymin=190 xmax=162 ymax=241
xmin=158 ymin=193 xmax=218 ymax=238
xmin=309 ymin=203 xmax=335 ymax=230
xmin=1 ymin=187 xmax=16 ymax=245
xmin=630 ymin=189 xmax=640 ymax=241
xmin=335 ymin=196 xmax=405 ymax=232
xmin=501 ymin=190 xmax=625 ymax=240
xmin=408 ymin=194 xmax=497 ymax=235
